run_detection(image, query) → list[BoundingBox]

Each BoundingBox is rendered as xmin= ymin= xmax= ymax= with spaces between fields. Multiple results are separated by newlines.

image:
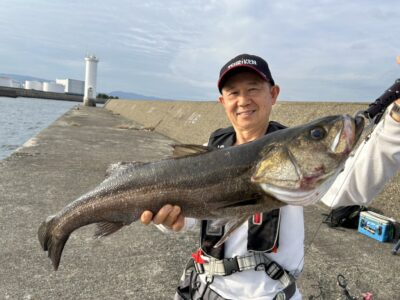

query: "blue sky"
xmin=1 ymin=0 xmax=399 ymax=101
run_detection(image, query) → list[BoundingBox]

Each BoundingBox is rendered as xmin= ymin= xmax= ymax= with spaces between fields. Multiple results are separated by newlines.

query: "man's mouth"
xmin=236 ymin=110 xmax=256 ymax=116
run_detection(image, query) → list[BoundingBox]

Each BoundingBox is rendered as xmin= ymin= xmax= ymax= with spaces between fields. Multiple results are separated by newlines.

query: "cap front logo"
xmin=227 ymin=59 xmax=257 ymax=69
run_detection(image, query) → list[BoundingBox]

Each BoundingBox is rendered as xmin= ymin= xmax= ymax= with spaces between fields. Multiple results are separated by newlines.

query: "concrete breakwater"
xmin=0 ymin=86 xmax=86 ymax=102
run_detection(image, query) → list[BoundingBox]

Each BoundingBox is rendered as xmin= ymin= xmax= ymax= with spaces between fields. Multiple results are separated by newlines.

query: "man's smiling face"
xmin=219 ymin=70 xmax=279 ymax=134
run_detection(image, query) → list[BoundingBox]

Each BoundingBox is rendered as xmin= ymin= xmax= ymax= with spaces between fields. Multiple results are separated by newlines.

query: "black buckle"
xmin=223 ymin=257 xmax=240 ymax=275
xmin=255 ymin=262 xmax=285 ymax=280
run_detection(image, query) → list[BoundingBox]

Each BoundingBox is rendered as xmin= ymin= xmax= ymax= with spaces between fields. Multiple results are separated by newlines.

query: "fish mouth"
xmin=299 ymin=167 xmax=329 ymax=189
xmin=259 ymin=169 xmax=339 ymax=206
xmin=260 ymin=183 xmax=322 ymax=206
xmin=253 ymin=167 xmax=333 ymax=191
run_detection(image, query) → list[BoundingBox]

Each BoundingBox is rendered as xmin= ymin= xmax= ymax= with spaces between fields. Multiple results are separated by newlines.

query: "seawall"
xmin=0 ymin=86 xmax=98 ymax=102
xmin=104 ymin=99 xmax=368 ymax=144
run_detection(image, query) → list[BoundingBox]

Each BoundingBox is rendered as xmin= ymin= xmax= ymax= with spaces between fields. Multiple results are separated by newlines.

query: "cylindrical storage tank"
xmin=25 ymin=80 xmax=43 ymax=90
xmin=43 ymin=82 xmax=65 ymax=93
xmin=0 ymin=77 xmax=12 ymax=87
xmin=67 ymin=79 xmax=84 ymax=95
xmin=84 ymin=54 xmax=99 ymax=105
xmin=11 ymin=80 xmax=21 ymax=88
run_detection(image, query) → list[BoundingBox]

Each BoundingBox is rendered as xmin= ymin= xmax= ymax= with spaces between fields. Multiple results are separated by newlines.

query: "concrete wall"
xmin=104 ymin=99 xmax=368 ymax=144
xmin=0 ymin=86 xmax=83 ymax=102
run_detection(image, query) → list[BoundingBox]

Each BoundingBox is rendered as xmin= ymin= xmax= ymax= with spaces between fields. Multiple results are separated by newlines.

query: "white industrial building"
xmin=43 ymin=82 xmax=65 ymax=93
xmin=56 ymin=78 xmax=84 ymax=95
xmin=25 ymin=80 xmax=43 ymax=91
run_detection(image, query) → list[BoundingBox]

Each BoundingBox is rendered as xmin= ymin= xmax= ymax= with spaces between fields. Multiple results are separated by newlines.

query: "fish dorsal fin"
xmin=105 ymin=161 xmax=148 ymax=178
xmin=213 ymin=215 xmax=250 ymax=248
xmin=172 ymin=144 xmax=212 ymax=158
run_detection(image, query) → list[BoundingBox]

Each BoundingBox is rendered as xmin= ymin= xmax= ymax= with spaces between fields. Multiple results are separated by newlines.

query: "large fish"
xmin=38 ymin=114 xmax=364 ymax=270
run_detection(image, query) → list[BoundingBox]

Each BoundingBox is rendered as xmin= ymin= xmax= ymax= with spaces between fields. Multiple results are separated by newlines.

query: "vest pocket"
xmin=247 ymin=208 xmax=281 ymax=252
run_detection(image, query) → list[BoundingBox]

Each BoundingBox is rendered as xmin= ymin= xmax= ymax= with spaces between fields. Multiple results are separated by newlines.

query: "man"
xmin=141 ymin=54 xmax=400 ymax=299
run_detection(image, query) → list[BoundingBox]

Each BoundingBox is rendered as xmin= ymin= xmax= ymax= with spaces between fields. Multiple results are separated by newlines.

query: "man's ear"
xmin=218 ymin=95 xmax=225 ymax=104
xmin=270 ymin=85 xmax=280 ymax=105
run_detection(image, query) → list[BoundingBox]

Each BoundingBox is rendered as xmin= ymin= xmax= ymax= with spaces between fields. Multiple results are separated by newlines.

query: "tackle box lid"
xmin=360 ymin=211 xmax=396 ymax=225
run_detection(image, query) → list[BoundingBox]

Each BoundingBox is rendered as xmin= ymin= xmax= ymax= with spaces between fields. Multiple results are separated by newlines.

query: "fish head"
xmin=251 ymin=114 xmax=364 ymax=205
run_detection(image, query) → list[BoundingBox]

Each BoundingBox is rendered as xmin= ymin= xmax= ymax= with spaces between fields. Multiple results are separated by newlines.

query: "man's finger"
xmin=153 ymin=204 xmax=173 ymax=225
xmin=163 ymin=206 xmax=181 ymax=227
xmin=140 ymin=210 xmax=154 ymax=225
xmin=172 ymin=214 xmax=185 ymax=232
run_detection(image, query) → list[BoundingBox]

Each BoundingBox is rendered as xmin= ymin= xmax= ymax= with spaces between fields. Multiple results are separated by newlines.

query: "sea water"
xmin=0 ymin=97 xmax=77 ymax=160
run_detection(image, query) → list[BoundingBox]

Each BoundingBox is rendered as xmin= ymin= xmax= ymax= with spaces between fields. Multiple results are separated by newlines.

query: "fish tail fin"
xmin=38 ymin=216 xmax=54 ymax=251
xmin=38 ymin=216 xmax=69 ymax=271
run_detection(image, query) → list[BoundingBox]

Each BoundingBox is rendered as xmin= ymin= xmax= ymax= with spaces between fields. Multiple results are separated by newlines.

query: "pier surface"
xmin=0 ymin=102 xmax=399 ymax=299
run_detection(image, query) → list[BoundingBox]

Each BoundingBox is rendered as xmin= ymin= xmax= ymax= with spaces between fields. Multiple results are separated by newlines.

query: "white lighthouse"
xmin=83 ymin=54 xmax=99 ymax=106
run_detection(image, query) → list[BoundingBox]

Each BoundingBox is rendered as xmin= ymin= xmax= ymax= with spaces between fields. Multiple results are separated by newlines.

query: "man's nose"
xmin=237 ymin=92 xmax=251 ymax=106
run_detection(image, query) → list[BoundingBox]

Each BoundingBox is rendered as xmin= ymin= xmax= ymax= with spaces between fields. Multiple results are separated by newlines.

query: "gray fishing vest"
xmin=201 ymin=121 xmax=286 ymax=259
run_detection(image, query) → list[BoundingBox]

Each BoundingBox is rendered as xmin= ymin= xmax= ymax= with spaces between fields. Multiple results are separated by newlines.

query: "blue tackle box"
xmin=358 ymin=211 xmax=395 ymax=242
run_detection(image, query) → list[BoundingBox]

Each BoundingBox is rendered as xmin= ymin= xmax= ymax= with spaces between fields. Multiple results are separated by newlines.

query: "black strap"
xmin=273 ymin=281 xmax=297 ymax=300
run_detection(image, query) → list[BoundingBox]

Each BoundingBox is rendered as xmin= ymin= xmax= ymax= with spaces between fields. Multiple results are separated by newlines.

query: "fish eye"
xmin=309 ymin=127 xmax=326 ymax=140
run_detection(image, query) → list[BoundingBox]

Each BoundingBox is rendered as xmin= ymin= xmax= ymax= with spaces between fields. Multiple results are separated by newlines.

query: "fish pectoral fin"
xmin=172 ymin=144 xmax=212 ymax=158
xmin=213 ymin=215 xmax=250 ymax=248
xmin=94 ymin=222 xmax=125 ymax=238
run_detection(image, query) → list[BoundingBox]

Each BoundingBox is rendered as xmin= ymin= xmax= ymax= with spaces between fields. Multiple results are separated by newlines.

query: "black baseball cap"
xmin=217 ymin=54 xmax=275 ymax=93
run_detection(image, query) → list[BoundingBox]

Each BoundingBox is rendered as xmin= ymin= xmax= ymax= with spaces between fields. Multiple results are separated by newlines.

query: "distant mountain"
xmin=108 ymin=91 xmax=171 ymax=101
xmin=0 ymin=73 xmax=51 ymax=83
